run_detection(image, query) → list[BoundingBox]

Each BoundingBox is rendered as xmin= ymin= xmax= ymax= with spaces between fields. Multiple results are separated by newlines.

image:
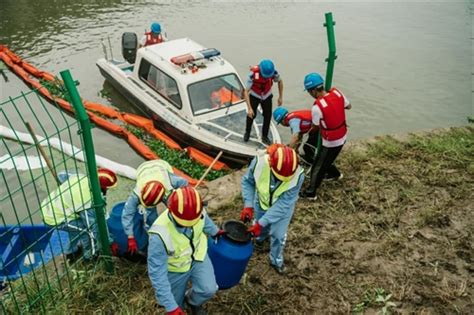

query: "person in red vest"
xmin=139 ymin=22 xmax=165 ymax=48
xmin=273 ymin=107 xmax=318 ymax=164
xmin=299 ymin=73 xmax=352 ymax=200
xmin=243 ymin=59 xmax=284 ymax=145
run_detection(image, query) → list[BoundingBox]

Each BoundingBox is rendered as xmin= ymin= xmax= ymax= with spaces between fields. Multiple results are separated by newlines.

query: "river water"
xmin=0 ymin=1 xmax=472 ymax=222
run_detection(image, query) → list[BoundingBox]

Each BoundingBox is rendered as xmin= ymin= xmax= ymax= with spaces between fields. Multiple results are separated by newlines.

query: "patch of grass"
xmin=367 ymin=136 xmax=404 ymax=159
xmin=126 ymin=125 xmax=228 ymax=181
xmin=40 ymin=78 xmax=70 ymax=102
xmin=353 ymin=288 xmax=396 ymax=314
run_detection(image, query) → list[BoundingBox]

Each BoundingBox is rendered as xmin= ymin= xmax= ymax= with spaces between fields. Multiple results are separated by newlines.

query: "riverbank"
xmin=5 ymin=126 xmax=473 ymax=313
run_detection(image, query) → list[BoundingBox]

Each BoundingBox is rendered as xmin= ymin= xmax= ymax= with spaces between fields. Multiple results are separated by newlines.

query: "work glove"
xmin=240 ymin=207 xmax=254 ymax=223
xmin=110 ymin=242 xmax=119 ymax=256
xmin=212 ymin=229 xmax=226 ymax=240
xmin=167 ymin=306 xmax=185 ymax=315
xmin=127 ymin=236 xmax=138 ymax=254
xmin=248 ymin=222 xmax=262 ymax=237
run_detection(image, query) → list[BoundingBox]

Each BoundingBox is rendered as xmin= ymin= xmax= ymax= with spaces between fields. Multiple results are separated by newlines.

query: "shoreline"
xmin=3 ymin=125 xmax=473 ymax=313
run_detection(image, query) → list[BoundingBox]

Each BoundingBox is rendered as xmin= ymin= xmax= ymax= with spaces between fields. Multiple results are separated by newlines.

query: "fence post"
xmin=315 ymin=12 xmax=337 ymax=155
xmin=60 ymin=70 xmax=113 ymax=272
xmin=324 ymin=12 xmax=336 ymax=91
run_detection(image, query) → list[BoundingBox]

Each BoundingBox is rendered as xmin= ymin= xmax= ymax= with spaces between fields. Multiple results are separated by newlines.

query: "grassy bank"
xmin=3 ymin=127 xmax=473 ymax=313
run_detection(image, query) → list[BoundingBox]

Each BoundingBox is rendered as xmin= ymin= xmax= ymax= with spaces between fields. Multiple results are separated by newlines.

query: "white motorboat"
xmin=96 ymin=36 xmax=281 ymax=166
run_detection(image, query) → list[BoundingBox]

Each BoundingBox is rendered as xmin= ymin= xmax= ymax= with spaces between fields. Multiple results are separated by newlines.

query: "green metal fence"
xmin=0 ymin=70 xmax=112 ymax=313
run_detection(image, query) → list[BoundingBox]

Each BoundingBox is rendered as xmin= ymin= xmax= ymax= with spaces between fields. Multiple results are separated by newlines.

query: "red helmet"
xmin=140 ymin=180 xmax=166 ymax=207
xmin=98 ymin=168 xmax=118 ymax=190
xmin=269 ymin=145 xmax=299 ymax=182
xmin=167 ymin=186 xmax=203 ymax=227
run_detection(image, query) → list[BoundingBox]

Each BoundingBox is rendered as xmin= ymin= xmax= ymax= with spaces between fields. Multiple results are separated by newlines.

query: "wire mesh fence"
xmin=0 ymin=70 xmax=112 ymax=313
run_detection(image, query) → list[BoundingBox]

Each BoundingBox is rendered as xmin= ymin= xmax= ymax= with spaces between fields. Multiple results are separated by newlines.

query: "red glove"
xmin=110 ymin=242 xmax=119 ymax=256
xmin=167 ymin=306 xmax=185 ymax=315
xmin=213 ymin=229 xmax=226 ymax=239
xmin=248 ymin=222 xmax=262 ymax=237
xmin=240 ymin=207 xmax=254 ymax=223
xmin=127 ymin=237 xmax=138 ymax=254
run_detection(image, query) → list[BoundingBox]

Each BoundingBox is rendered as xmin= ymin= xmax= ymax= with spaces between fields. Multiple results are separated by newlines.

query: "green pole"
xmin=315 ymin=12 xmax=337 ymax=155
xmin=60 ymin=70 xmax=113 ymax=272
xmin=324 ymin=12 xmax=337 ymax=91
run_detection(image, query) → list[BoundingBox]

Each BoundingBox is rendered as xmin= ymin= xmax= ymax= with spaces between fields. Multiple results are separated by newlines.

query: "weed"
xmin=353 ymin=288 xmax=396 ymax=314
xmin=126 ymin=125 xmax=228 ymax=180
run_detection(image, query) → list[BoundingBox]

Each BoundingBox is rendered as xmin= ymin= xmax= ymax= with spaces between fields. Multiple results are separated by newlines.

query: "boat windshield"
xmin=188 ymin=73 xmax=244 ymax=116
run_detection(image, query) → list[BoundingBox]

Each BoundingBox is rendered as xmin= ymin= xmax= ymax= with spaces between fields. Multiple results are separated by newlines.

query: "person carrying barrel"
xmin=299 ymin=73 xmax=352 ymax=200
xmin=122 ymin=160 xmax=188 ymax=254
xmin=243 ymin=59 xmax=284 ymax=145
xmin=40 ymin=168 xmax=118 ymax=260
xmin=148 ymin=186 xmax=224 ymax=315
xmin=240 ymin=144 xmax=304 ymax=274
xmin=273 ymin=107 xmax=318 ymax=164
xmin=139 ymin=22 xmax=165 ymax=48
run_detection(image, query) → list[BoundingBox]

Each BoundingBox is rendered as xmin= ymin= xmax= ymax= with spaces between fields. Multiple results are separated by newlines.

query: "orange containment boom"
xmin=0 ymin=45 xmax=228 ymax=183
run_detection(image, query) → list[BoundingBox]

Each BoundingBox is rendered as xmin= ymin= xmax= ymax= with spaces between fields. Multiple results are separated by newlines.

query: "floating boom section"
xmin=0 ymin=45 xmax=231 ymax=186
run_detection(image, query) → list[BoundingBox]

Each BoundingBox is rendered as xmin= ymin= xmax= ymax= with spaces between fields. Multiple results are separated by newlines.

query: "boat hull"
xmin=98 ymin=66 xmax=253 ymax=167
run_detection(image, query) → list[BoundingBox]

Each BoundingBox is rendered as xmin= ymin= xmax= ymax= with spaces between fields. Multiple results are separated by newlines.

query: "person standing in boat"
xmin=272 ymin=107 xmax=318 ymax=164
xmin=243 ymin=59 xmax=284 ymax=145
xmin=139 ymin=22 xmax=165 ymax=48
xmin=240 ymin=145 xmax=304 ymax=274
xmin=148 ymin=186 xmax=223 ymax=315
xmin=40 ymin=168 xmax=118 ymax=260
xmin=299 ymin=73 xmax=352 ymax=200
xmin=122 ymin=160 xmax=188 ymax=255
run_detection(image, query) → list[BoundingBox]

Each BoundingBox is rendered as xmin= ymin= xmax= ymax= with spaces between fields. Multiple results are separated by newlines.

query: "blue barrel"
xmin=107 ymin=202 xmax=148 ymax=254
xmin=207 ymin=220 xmax=253 ymax=290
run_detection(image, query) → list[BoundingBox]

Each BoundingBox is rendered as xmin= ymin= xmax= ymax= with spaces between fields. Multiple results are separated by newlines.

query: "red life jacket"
xmin=314 ymin=88 xmax=347 ymax=141
xmin=250 ymin=65 xmax=274 ymax=97
xmin=282 ymin=110 xmax=313 ymax=134
xmin=144 ymin=32 xmax=163 ymax=46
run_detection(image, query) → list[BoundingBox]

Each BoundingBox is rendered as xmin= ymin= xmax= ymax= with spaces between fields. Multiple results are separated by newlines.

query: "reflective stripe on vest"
xmin=315 ymin=88 xmax=347 ymax=141
xmin=149 ymin=210 xmax=207 ymax=273
xmin=250 ymin=65 xmax=275 ymax=99
xmin=283 ymin=110 xmax=313 ymax=134
xmin=41 ymin=175 xmax=92 ymax=226
xmin=145 ymin=32 xmax=163 ymax=46
xmin=134 ymin=160 xmax=173 ymax=196
xmin=253 ymin=155 xmax=303 ymax=210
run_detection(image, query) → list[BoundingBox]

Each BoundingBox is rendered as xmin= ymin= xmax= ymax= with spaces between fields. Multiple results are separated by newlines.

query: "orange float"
xmin=0 ymin=46 xmax=231 ymax=182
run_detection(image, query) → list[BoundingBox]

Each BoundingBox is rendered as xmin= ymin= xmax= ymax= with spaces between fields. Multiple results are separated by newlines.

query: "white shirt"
xmin=311 ymin=90 xmax=351 ymax=148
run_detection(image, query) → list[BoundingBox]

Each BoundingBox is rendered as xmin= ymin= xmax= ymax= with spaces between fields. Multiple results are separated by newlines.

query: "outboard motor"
xmin=122 ymin=32 xmax=138 ymax=64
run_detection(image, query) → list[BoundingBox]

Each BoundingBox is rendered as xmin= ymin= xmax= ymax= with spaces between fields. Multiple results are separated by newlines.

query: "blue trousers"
xmin=168 ymin=254 xmax=218 ymax=308
xmin=59 ymin=208 xmax=98 ymax=259
xmin=255 ymin=208 xmax=290 ymax=268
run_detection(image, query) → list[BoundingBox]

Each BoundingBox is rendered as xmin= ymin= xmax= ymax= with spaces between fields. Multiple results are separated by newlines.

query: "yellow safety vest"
xmin=253 ymin=155 xmax=303 ymax=210
xmin=134 ymin=160 xmax=173 ymax=196
xmin=149 ymin=210 xmax=207 ymax=273
xmin=40 ymin=175 xmax=92 ymax=226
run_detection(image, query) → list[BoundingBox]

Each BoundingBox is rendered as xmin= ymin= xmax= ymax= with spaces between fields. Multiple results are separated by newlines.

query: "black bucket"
xmin=222 ymin=220 xmax=251 ymax=243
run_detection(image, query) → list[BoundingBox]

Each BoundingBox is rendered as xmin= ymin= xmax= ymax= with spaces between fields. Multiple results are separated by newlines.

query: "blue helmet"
xmin=151 ymin=23 xmax=161 ymax=34
xmin=273 ymin=107 xmax=288 ymax=124
xmin=304 ymin=73 xmax=324 ymax=91
xmin=259 ymin=59 xmax=275 ymax=78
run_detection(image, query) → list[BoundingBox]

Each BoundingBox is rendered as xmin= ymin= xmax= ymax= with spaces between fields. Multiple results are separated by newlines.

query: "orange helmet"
xmin=98 ymin=168 xmax=118 ymax=190
xmin=140 ymin=180 xmax=166 ymax=207
xmin=167 ymin=186 xmax=203 ymax=227
xmin=269 ymin=145 xmax=299 ymax=182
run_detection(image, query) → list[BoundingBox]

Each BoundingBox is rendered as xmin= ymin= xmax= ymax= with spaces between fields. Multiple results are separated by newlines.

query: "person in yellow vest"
xmin=40 ymin=168 xmax=118 ymax=260
xmin=148 ymin=186 xmax=223 ymax=315
xmin=122 ymin=160 xmax=188 ymax=254
xmin=240 ymin=145 xmax=304 ymax=274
